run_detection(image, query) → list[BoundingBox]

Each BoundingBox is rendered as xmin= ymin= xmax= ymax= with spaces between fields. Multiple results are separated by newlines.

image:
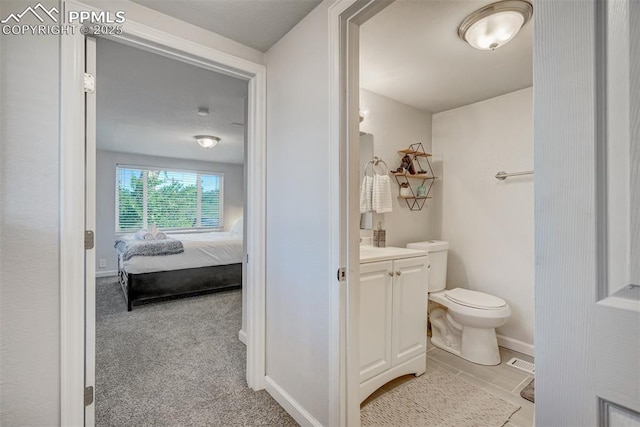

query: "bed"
xmin=116 ymin=230 xmax=243 ymax=311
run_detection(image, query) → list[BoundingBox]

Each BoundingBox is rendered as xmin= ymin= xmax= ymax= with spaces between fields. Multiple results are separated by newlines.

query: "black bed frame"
xmin=118 ymin=258 xmax=242 ymax=311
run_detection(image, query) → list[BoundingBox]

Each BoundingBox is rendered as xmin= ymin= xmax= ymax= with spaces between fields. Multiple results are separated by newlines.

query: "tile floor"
xmin=361 ymin=340 xmax=535 ymax=427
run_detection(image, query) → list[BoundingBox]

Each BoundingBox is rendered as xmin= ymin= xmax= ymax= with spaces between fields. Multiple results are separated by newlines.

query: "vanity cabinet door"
xmin=391 ymin=256 xmax=428 ymax=366
xmin=359 ymin=260 xmax=393 ymax=383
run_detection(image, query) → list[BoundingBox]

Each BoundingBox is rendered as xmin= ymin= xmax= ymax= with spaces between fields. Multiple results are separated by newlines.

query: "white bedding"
xmin=121 ymin=231 xmax=243 ymax=274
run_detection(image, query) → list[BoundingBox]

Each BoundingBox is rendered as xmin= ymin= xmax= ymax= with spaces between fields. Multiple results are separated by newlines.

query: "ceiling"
xmin=360 ymin=0 xmax=533 ymax=113
xmin=131 ymin=0 xmax=322 ymax=52
xmin=96 ymin=38 xmax=247 ymax=164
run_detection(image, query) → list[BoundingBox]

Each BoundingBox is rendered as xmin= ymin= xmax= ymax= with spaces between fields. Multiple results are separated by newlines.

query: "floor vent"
xmin=506 ymin=357 xmax=535 ymax=375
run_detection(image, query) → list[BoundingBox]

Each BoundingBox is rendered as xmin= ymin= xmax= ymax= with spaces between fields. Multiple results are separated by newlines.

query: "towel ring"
xmin=364 ymin=156 xmax=389 ymax=176
xmin=363 ymin=160 xmax=374 ymax=177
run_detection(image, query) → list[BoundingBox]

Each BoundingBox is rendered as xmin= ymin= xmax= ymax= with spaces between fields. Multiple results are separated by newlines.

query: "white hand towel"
xmin=360 ymin=175 xmax=373 ymax=213
xmin=134 ymin=230 xmax=155 ymax=240
xmin=372 ymin=174 xmax=393 ymax=213
xmin=155 ymin=231 xmax=168 ymax=240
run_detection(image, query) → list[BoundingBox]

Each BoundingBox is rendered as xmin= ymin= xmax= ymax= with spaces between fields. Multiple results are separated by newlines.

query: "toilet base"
xmin=431 ymin=335 xmax=462 ymax=357
xmin=430 ymin=327 xmax=501 ymax=365
xmin=461 ymin=326 xmax=501 ymax=365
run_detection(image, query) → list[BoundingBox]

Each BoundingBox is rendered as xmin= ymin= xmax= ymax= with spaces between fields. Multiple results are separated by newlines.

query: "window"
xmin=116 ymin=166 xmax=223 ymax=232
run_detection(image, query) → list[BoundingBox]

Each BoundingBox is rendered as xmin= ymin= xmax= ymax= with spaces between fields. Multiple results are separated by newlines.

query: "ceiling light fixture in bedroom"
xmin=458 ymin=0 xmax=533 ymax=50
xmin=197 ymin=107 xmax=210 ymax=116
xmin=194 ymin=135 xmax=220 ymax=149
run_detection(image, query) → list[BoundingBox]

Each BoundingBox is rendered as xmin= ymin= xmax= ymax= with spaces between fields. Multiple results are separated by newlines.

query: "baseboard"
xmin=497 ymin=334 xmax=534 ymax=357
xmin=95 ymin=270 xmax=118 ymax=278
xmin=238 ymin=329 xmax=247 ymax=345
xmin=264 ymin=376 xmax=323 ymax=427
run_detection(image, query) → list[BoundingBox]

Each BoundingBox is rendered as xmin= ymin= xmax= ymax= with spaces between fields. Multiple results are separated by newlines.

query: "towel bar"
xmin=495 ymin=170 xmax=534 ymax=181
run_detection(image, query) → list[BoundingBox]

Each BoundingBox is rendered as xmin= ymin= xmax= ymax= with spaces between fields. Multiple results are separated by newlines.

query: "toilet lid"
xmin=445 ymin=288 xmax=507 ymax=309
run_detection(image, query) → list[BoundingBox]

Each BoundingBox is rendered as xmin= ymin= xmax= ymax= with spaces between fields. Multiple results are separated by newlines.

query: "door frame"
xmin=328 ymin=1 xmax=393 ymax=425
xmin=60 ymin=1 xmax=267 ymax=424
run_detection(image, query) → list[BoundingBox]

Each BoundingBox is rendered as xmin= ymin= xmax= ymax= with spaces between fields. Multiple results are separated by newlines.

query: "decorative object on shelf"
xmin=392 ymin=142 xmax=437 ymax=211
xmin=399 ymin=154 xmax=416 ymax=175
xmin=400 ymin=182 xmax=412 ymax=198
xmin=361 ymin=157 xmax=393 ymax=214
xmin=373 ymin=222 xmax=386 ymax=247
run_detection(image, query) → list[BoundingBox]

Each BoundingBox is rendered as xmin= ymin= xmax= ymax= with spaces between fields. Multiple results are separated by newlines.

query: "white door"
xmin=535 ymin=0 xmax=639 ymax=425
xmin=391 ymin=256 xmax=428 ymax=366
xmin=85 ymin=36 xmax=97 ymax=426
xmin=595 ymin=0 xmax=639 ymax=423
xmin=359 ymin=260 xmax=393 ymax=383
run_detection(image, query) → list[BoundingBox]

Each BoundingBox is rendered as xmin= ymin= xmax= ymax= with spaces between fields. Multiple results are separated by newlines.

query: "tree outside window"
xmin=116 ymin=166 xmax=223 ymax=232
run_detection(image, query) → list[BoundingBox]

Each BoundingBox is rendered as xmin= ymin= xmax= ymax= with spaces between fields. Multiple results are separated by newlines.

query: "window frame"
xmin=115 ymin=164 xmax=224 ymax=234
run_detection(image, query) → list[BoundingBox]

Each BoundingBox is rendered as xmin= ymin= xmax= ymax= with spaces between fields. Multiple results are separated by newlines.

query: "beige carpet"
xmin=95 ymin=277 xmax=296 ymax=426
xmin=361 ymin=369 xmax=520 ymax=427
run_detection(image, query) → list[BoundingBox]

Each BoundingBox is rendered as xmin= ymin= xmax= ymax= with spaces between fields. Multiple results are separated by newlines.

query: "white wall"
xmin=431 ymin=88 xmax=534 ymax=352
xmin=0 ymin=1 xmax=61 ymax=424
xmin=95 ymin=150 xmax=244 ymax=274
xmin=359 ymin=89 xmax=433 ymax=247
xmin=0 ymin=1 xmax=261 ymax=423
xmin=264 ymin=0 xmax=332 ymax=424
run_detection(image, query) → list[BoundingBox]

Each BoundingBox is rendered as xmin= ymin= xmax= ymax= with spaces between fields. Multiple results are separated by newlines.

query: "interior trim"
xmin=496 ymin=334 xmax=535 ymax=357
xmin=328 ymin=1 xmax=396 ymax=425
xmin=264 ymin=376 xmax=323 ymax=427
xmin=95 ymin=270 xmax=118 ymax=278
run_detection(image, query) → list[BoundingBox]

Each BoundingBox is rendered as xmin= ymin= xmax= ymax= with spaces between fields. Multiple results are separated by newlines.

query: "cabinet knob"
xmin=389 ymin=271 xmax=394 ymax=277
xmin=395 ymin=271 xmax=401 ymax=276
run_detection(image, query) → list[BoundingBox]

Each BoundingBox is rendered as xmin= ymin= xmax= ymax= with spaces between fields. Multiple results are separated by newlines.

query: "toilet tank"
xmin=406 ymin=241 xmax=449 ymax=292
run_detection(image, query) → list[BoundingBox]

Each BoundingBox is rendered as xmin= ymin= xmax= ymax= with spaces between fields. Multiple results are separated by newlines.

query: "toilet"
xmin=406 ymin=241 xmax=511 ymax=366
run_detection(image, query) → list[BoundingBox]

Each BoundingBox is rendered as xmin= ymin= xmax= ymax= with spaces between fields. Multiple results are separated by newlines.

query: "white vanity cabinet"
xmin=359 ymin=248 xmax=428 ymax=403
xmin=359 ymin=260 xmax=394 ymax=383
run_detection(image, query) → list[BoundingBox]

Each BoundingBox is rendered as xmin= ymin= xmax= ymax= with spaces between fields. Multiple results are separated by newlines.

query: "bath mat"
xmin=361 ymin=369 xmax=520 ymax=427
xmin=520 ymin=379 xmax=535 ymax=403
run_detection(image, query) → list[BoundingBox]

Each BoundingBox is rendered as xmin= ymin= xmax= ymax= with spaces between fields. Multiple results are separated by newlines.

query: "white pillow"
xmin=230 ymin=217 xmax=243 ymax=234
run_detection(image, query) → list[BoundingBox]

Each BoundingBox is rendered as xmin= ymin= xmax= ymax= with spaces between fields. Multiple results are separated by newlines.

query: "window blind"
xmin=116 ymin=166 xmax=223 ymax=232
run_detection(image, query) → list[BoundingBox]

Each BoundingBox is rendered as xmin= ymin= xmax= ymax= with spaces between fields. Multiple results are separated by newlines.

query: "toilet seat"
xmin=444 ymin=288 xmax=507 ymax=310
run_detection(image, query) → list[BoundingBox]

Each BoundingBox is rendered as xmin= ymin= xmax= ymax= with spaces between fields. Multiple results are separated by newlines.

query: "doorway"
xmin=330 ymin=0 xmax=536 ymax=425
xmin=59 ymin=1 xmax=267 ymax=424
xmin=88 ymin=36 xmax=288 ymax=425
xmin=332 ymin=1 xmax=640 ymax=426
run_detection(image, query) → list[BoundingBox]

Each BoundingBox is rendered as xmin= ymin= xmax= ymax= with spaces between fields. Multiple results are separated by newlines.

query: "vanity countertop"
xmin=360 ymin=246 xmax=427 ymax=263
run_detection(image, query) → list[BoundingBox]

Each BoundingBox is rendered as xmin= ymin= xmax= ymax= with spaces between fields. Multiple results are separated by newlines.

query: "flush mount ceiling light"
xmin=458 ymin=0 xmax=533 ymax=51
xmin=194 ymin=135 xmax=220 ymax=149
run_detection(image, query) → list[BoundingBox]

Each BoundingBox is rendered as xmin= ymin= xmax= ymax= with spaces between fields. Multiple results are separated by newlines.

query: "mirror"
xmin=360 ymin=133 xmax=374 ymax=229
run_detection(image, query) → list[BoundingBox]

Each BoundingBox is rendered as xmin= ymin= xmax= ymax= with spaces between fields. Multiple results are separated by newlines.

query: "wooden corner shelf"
xmin=397 ymin=149 xmax=433 ymax=157
xmin=391 ymin=172 xmax=437 ymax=180
xmin=398 ymin=196 xmax=432 ymax=200
xmin=394 ymin=142 xmax=436 ymax=211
